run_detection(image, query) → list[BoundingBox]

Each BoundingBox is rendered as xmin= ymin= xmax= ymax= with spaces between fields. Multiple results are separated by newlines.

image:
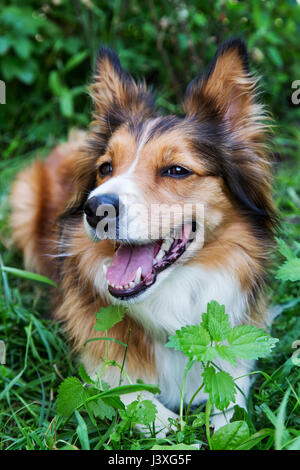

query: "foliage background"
xmin=0 ymin=0 xmax=299 ymax=450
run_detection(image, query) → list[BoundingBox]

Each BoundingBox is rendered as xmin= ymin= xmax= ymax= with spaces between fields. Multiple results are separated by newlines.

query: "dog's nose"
xmin=83 ymin=194 xmax=120 ymax=229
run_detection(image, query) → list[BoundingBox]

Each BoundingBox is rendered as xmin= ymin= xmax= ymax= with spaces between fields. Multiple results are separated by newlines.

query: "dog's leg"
xmin=210 ymin=359 xmax=253 ymax=430
xmin=121 ymin=392 xmax=179 ymax=438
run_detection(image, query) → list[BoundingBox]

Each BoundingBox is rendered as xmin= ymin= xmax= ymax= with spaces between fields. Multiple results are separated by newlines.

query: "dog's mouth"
xmin=104 ymin=224 xmax=193 ymax=300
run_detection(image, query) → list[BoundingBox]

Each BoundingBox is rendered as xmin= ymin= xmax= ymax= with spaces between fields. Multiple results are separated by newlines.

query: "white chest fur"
xmin=126 ymin=264 xmax=248 ymax=409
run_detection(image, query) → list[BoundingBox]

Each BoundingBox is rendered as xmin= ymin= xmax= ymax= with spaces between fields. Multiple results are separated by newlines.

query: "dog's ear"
xmin=183 ymin=38 xmax=257 ymax=131
xmin=90 ymin=47 xmax=154 ymax=128
xmin=184 ymin=39 xmax=276 ymax=233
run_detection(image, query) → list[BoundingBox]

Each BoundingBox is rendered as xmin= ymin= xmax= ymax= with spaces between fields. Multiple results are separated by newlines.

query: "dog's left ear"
xmin=184 ymin=39 xmax=276 ymax=232
xmin=183 ymin=38 xmax=256 ymax=131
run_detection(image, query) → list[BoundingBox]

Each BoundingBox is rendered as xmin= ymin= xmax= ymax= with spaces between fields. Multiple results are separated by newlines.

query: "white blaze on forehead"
xmin=125 ymin=117 xmax=161 ymax=176
xmin=88 ymin=117 xmax=160 ymax=201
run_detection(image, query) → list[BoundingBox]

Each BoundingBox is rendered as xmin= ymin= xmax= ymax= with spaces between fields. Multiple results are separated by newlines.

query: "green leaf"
xmin=102 ymin=396 xmax=125 ymax=411
xmin=65 ymin=50 xmax=88 ymax=72
xmin=188 ymin=344 xmax=218 ymax=362
xmin=201 ymin=301 xmax=231 ymax=341
xmin=13 ymin=38 xmax=32 ymax=60
xmin=286 ymin=436 xmax=300 ymax=451
xmin=0 ymin=36 xmax=11 ymax=54
xmin=215 ymin=344 xmax=237 ymax=366
xmin=166 ymin=325 xmax=216 ymax=361
xmin=84 ymin=384 xmax=161 ymax=408
xmin=49 ymin=71 xmax=64 ymax=96
xmin=16 ymin=61 xmax=38 ymax=84
xmin=125 ymin=399 xmax=157 ymax=426
xmin=94 ymin=305 xmax=127 ymax=331
xmin=57 ymin=377 xmax=88 ymax=417
xmin=78 ymin=364 xmax=93 ymax=384
xmin=192 ymin=413 xmax=205 ymax=427
xmin=275 ymin=388 xmax=291 ymax=450
xmin=59 ymin=91 xmax=73 ymax=118
xmin=227 ymin=324 xmax=279 ymax=360
xmin=75 ymin=411 xmax=90 ymax=450
xmin=89 ymin=398 xmax=116 ymax=420
xmin=276 ymin=258 xmax=300 ymax=282
xmin=235 ymin=428 xmax=274 ymax=450
xmin=99 ymin=383 xmax=161 ymax=399
xmin=211 ymin=421 xmax=250 ymax=450
xmin=202 ymin=366 xmax=236 ymax=411
xmin=1 ymin=266 xmax=58 ymax=288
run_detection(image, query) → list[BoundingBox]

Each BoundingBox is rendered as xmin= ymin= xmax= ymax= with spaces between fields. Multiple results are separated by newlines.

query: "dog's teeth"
xmin=135 ymin=267 xmax=142 ymax=284
xmin=129 ymin=281 xmax=135 ymax=287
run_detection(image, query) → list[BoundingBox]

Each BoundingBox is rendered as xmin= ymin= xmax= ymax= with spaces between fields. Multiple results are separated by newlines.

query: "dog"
xmin=11 ymin=38 xmax=276 ymax=433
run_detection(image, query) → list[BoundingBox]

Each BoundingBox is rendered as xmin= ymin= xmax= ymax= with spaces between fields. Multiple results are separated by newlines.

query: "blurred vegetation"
xmin=1 ymin=1 xmax=300 ymax=159
xmin=0 ymin=0 xmax=299 ymax=450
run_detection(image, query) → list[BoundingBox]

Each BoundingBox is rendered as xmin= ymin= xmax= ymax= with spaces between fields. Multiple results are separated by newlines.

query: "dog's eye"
xmin=99 ymin=162 xmax=113 ymax=177
xmin=162 ymin=165 xmax=192 ymax=178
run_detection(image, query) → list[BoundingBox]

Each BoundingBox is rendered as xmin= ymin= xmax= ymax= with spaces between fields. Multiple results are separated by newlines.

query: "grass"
xmin=0 ymin=117 xmax=300 ymax=450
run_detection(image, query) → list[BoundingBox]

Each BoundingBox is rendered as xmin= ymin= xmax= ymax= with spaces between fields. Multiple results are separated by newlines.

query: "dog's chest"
xmin=127 ymin=264 xmax=247 ymax=408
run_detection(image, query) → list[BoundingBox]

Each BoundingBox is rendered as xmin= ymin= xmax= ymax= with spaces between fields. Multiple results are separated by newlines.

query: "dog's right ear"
xmin=90 ymin=47 xmax=154 ymax=127
xmin=60 ymin=48 xmax=155 ymax=220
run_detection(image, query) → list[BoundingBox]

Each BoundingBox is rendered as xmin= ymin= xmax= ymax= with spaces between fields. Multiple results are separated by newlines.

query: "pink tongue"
xmin=107 ymin=243 xmax=156 ymax=286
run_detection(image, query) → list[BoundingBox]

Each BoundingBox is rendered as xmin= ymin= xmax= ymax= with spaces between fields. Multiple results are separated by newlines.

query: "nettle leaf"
xmin=89 ymin=398 xmax=116 ymax=420
xmin=166 ymin=325 xmax=217 ymax=361
xmin=211 ymin=421 xmax=250 ymax=450
xmin=276 ymin=258 xmax=300 ymax=282
xmin=102 ymin=396 xmax=125 ymax=411
xmin=202 ymin=366 xmax=236 ymax=410
xmin=201 ymin=301 xmax=231 ymax=341
xmin=94 ymin=305 xmax=127 ymax=331
xmin=227 ymin=324 xmax=279 ymax=360
xmin=215 ymin=344 xmax=237 ymax=367
xmin=189 ymin=344 xmax=218 ymax=362
xmin=125 ymin=400 xmax=157 ymax=426
xmin=57 ymin=377 xmax=88 ymax=417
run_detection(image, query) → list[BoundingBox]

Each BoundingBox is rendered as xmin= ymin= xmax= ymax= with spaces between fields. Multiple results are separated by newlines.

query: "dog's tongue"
xmin=107 ymin=243 xmax=157 ymax=286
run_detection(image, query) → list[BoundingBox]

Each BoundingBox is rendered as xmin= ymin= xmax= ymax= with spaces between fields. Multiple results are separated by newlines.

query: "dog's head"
xmin=63 ymin=38 xmax=276 ymax=304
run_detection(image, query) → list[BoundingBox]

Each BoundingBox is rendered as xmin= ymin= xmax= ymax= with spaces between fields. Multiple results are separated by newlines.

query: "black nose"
xmin=83 ymin=194 xmax=120 ymax=229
